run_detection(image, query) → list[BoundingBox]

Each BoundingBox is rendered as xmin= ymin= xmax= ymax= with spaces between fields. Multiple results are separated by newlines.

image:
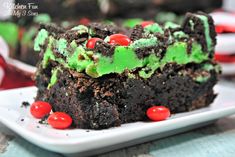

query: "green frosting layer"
xmin=86 ymin=42 xmax=207 ymax=78
xmin=162 ymin=42 xmax=208 ymax=64
xmin=71 ymin=25 xmax=88 ymax=33
xmin=0 ymin=22 xmax=19 ymax=47
xmin=139 ymin=54 xmax=160 ymax=78
xmin=131 ymin=37 xmax=158 ymax=49
xmin=144 ymin=23 xmax=163 ymax=34
xmin=34 ymin=29 xmax=49 ymax=51
xmin=42 ymin=37 xmax=55 ymax=68
xmin=56 ymin=38 xmax=68 ymax=56
xmin=196 ymin=15 xmax=212 ymax=52
xmin=48 ymin=68 xmax=61 ymax=88
xmin=94 ymin=46 xmax=143 ymax=77
xmin=33 ymin=14 xmax=51 ymax=24
xmin=34 ymin=13 xmax=216 ymax=79
xmin=195 ymin=75 xmax=210 ymax=83
xmin=67 ymin=45 xmax=93 ymax=72
xmin=37 ymin=33 xmax=210 ymax=79
xmin=123 ymin=19 xmax=143 ymax=28
xmin=189 ymin=20 xmax=194 ymax=31
xmin=202 ymin=63 xmax=221 ymax=73
xmin=173 ymin=31 xmax=188 ymax=39
xmin=164 ymin=22 xmax=180 ymax=29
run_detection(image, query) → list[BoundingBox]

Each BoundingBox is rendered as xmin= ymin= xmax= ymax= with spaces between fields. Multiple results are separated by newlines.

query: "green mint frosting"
xmin=0 ymin=22 xmax=19 ymax=48
xmin=202 ymin=63 xmax=221 ymax=73
xmin=42 ymin=37 xmax=55 ymax=68
xmin=144 ymin=23 xmax=164 ymax=34
xmin=56 ymin=38 xmax=68 ymax=56
xmin=162 ymin=42 xmax=208 ymax=64
xmin=71 ymin=25 xmax=88 ymax=33
xmin=123 ymin=18 xmax=143 ymax=28
xmin=67 ymin=45 xmax=93 ymax=72
xmin=196 ymin=15 xmax=213 ymax=52
xmin=34 ymin=14 xmax=216 ymax=79
xmin=139 ymin=54 xmax=160 ymax=78
xmin=48 ymin=68 xmax=61 ymax=88
xmin=131 ymin=37 xmax=158 ymax=49
xmin=164 ymin=21 xmax=180 ymax=29
xmin=33 ymin=14 xmax=51 ymax=24
xmin=86 ymin=41 xmax=207 ymax=78
xmin=173 ymin=31 xmax=188 ymax=39
xmin=94 ymin=46 xmax=143 ymax=77
xmin=34 ymin=29 xmax=49 ymax=51
xmin=195 ymin=75 xmax=210 ymax=83
xmin=189 ymin=20 xmax=194 ymax=31
xmin=36 ymin=34 xmax=209 ymax=79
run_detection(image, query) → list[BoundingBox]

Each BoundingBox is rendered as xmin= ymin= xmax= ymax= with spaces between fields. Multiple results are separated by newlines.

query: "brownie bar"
xmin=34 ymin=12 xmax=220 ymax=129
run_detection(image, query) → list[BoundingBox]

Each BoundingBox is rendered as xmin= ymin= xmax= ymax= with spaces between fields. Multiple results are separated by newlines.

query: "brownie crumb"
xmin=38 ymin=114 xmax=49 ymax=124
xmin=130 ymin=25 xmax=144 ymax=41
xmin=94 ymin=40 xmax=115 ymax=57
xmin=21 ymin=101 xmax=30 ymax=108
xmin=89 ymin=22 xmax=120 ymax=39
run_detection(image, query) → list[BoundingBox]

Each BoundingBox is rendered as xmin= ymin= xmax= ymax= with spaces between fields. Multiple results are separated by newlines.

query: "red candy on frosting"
xmin=109 ymin=34 xmax=131 ymax=46
xmin=86 ymin=38 xmax=102 ymax=49
xmin=141 ymin=21 xmax=155 ymax=28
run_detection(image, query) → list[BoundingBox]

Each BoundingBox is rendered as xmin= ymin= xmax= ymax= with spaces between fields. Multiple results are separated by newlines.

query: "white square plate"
xmin=0 ymin=84 xmax=235 ymax=156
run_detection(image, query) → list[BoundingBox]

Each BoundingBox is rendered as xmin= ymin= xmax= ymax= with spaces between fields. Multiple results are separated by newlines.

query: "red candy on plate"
xmin=30 ymin=101 xmax=52 ymax=119
xmin=86 ymin=38 xmax=102 ymax=49
xmin=141 ymin=21 xmax=155 ymax=28
xmin=146 ymin=106 xmax=171 ymax=121
xmin=109 ymin=34 xmax=131 ymax=46
xmin=48 ymin=112 xmax=72 ymax=129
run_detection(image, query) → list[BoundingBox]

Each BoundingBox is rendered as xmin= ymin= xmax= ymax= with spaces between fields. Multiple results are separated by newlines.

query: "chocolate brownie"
xmin=34 ymin=12 xmax=221 ymax=129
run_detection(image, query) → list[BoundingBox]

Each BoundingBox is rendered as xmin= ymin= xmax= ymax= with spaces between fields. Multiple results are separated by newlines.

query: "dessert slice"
xmin=34 ymin=12 xmax=220 ymax=129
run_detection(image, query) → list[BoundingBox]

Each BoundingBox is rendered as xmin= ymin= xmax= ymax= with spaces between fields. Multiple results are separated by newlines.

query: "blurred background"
xmin=0 ymin=0 xmax=234 ymax=89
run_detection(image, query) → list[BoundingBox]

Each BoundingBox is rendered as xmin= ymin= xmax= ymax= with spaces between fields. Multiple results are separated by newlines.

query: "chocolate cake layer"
xmin=35 ymin=61 xmax=218 ymax=129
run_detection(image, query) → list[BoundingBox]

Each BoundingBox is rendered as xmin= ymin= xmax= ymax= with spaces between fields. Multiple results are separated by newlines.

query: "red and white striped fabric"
xmin=0 ymin=36 xmax=34 ymax=90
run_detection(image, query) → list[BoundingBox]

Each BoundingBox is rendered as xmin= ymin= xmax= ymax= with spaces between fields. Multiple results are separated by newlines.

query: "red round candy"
xmin=30 ymin=101 xmax=52 ymax=119
xmin=109 ymin=34 xmax=131 ymax=46
xmin=47 ymin=112 xmax=72 ymax=129
xmin=79 ymin=17 xmax=90 ymax=25
xmin=86 ymin=38 xmax=102 ymax=49
xmin=146 ymin=106 xmax=170 ymax=121
xmin=141 ymin=21 xmax=155 ymax=28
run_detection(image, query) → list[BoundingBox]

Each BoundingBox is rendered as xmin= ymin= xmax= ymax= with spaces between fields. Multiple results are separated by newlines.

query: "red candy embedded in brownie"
xmin=30 ymin=101 xmax=52 ymax=119
xmin=146 ymin=106 xmax=171 ymax=121
xmin=109 ymin=34 xmax=131 ymax=46
xmin=86 ymin=38 xmax=102 ymax=49
xmin=48 ymin=112 xmax=72 ymax=129
xmin=140 ymin=21 xmax=155 ymax=28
